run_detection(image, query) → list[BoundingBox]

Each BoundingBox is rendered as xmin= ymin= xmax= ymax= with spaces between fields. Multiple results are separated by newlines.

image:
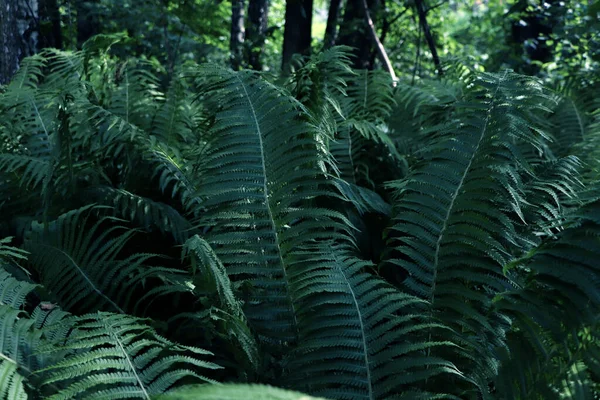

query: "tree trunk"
xmin=414 ymin=0 xmax=442 ymax=76
xmin=246 ymin=0 xmax=269 ymax=70
xmin=39 ymin=0 xmax=63 ymax=49
xmin=337 ymin=0 xmax=377 ymax=69
xmin=76 ymin=0 xmax=98 ymax=47
xmin=358 ymin=0 xmax=396 ymax=81
xmin=0 ymin=0 xmax=38 ymax=84
xmin=230 ymin=0 xmax=246 ymax=70
xmin=281 ymin=0 xmax=313 ymax=72
xmin=323 ymin=0 xmax=341 ymax=49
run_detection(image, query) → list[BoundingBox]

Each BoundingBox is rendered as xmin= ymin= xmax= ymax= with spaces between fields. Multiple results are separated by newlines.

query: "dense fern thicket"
xmin=0 ymin=43 xmax=599 ymax=399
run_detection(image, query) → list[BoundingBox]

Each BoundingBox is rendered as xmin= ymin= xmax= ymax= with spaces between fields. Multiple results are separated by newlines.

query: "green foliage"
xmin=156 ymin=383 xmax=330 ymax=399
xmin=0 ymin=43 xmax=599 ymax=400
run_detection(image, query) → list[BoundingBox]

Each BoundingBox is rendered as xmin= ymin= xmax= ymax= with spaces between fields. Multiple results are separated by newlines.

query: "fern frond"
xmin=39 ymin=312 xmax=221 ymax=399
xmin=384 ymin=70 xmax=554 ymax=394
xmin=494 ymin=199 xmax=600 ymax=399
xmin=157 ymin=383 xmax=330 ymax=399
xmin=193 ymin=66 xmax=350 ymax=345
xmin=86 ymin=186 xmax=193 ymax=244
xmin=181 ymin=236 xmax=259 ymax=371
xmin=0 ymin=264 xmax=67 ymax=400
xmin=287 ymin=244 xmax=466 ymax=399
xmin=24 ymin=206 xmax=191 ymax=315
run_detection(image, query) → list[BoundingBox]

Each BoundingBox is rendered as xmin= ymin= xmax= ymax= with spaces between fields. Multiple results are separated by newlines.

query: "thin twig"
xmin=412 ymin=22 xmax=422 ymax=85
xmin=359 ymin=0 xmax=398 ymax=83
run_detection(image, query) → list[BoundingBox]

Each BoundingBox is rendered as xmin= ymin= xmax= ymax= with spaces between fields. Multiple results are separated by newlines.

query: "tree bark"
xmin=358 ymin=0 xmax=396 ymax=81
xmin=39 ymin=0 xmax=63 ymax=49
xmin=76 ymin=0 xmax=99 ymax=48
xmin=246 ymin=0 xmax=269 ymax=70
xmin=414 ymin=0 xmax=443 ymax=76
xmin=323 ymin=0 xmax=341 ymax=49
xmin=337 ymin=0 xmax=377 ymax=69
xmin=281 ymin=0 xmax=313 ymax=73
xmin=230 ymin=0 xmax=246 ymax=70
xmin=0 ymin=0 xmax=38 ymax=84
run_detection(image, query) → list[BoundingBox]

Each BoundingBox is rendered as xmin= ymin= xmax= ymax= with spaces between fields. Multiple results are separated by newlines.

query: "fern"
xmin=23 ymin=206 xmax=191 ymax=316
xmin=287 ymin=243 xmax=466 ymax=399
xmin=157 ymin=383 xmax=329 ymax=399
xmin=383 ymin=70 xmax=559 ymax=395
xmin=0 ymin=46 xmax=599 ymax=399
xmin=38 ymin=312 xmax=221 ymax=399
xmin=192 ymin=66 xmax=351 ymax=346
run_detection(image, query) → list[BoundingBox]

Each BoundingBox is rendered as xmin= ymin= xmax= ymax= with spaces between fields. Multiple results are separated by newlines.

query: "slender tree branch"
xmin=379 ymin=7 xmax=408 ymax=46
xmin=426 ymin=0 xmax=447 ymax=13
xmin=414 ymin=0 xmax=443 ymax=76
xmin=358 ymin=0 xmax=397 ymax=82
xmin=412 ymin=22 xmax=422 ymax=85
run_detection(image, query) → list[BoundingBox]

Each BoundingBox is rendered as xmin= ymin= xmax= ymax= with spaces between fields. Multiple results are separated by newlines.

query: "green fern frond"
xmin=39 ymin=312 xmax=221 ymax=399
xmin=494 ymin=198 xmax=600 ymax=398
xmin=384 ymin=70 xmax=555 ymax=394
xmin=192 ymin=66 xmax=351 ymax=345
xmin=24 ymin=206 xmax=191 ymax=315
xmin=156 ymin=383 xmax=330 ymax=400
xmin=181 ymin=236 xmax=259 ymax=371
xmin=287 ymin=244 xmax=466 ymax=399
xmin=86 ymin=186 xmax=193 ymax=244
xmin=0 ymin=265 xmax=66 ymax=400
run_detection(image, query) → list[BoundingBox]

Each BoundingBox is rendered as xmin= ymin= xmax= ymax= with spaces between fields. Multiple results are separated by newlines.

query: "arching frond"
xmin=384 ymin=70 xmax=554 ymax=394
xmin=39 ymin=312 xmax=221 ymax=399
xmin=287 ymin=244 xmax=466 ymax=400
xmin=23 ymin=206 xmax=191 ymax=315
xmin=494 ymin=198 xmax=600 ymax=399
xmin=86 ymin=186 xmax=193 ymax=244
xmin=180 ymin=236 xmax=259 ymax=372
xmin=192 ymin=66 xmax=350 ymax=345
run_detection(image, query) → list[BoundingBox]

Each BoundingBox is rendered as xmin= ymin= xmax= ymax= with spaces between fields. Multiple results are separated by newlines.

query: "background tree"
xmin=281 ymin=0 xmax=313 ymax=72
xmin=246 ymin=0 xmax=269 ymax=70
xmin=0 ymin=0 xmax=38 ymax=84
xmin=230 ymin=0 xmax=246 ymax=70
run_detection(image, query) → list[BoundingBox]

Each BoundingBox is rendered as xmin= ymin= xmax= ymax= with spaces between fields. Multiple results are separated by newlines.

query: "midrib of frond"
xmin=332 ymin=253 xmax=373 ymax=400
xmin=124 ymin=66 xmax=130 ymax=123
xmin=347 ymin=131 xmax=357 ymax=184
xmin=569 ymin=98 xmax=585 ymax=141
xmin=234 ymin=75 xmax=298 ymax=334
xmin=36 ymin=243 xmax=124 ymax=313
xmin=0 ymin=352 xmax=17 ymax=366
xmin=31 ymin=100 xmax=50 ymax=142
xmin=0 ymin=349 xmax=33 ymax=377
xmin=102 ymin=314 xmax=150 ymax=400
xmin=429 ymin=71 xmax=508 ymax=307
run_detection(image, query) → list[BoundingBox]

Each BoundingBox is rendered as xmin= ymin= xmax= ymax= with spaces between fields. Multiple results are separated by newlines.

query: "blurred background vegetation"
xmin=1 ymin=0 xmax=598 ymax=85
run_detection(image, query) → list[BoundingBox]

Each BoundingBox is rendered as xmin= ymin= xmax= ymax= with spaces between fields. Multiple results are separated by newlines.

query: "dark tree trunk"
xmin=337 ymin=0 xmax=377 ymax=69
xmin=76 ymin=1 xmax=99 ymax=47
xmin=358 ymin=0 xmax=396 ymax=80
xmin=246 ymin=0 xmax=269 ymax=70
xmin=0 ymin=0 xmax=38 ymax=84
xmin=323 ymin=0 xmax=341 ymax=49
xmin=414 ymin=0 xmax=442 ymax=76
xmin=39 ymin=0 xmax=63 ymax=49
xmin=282 ymin=0 xmax=313 ymax=72
xmin=230 ymin=0 xmax=246 ymax=70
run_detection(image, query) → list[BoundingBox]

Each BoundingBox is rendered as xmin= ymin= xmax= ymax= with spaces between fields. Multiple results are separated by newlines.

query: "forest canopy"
xmin=0 ymin=0 xmax=599 ymax=399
